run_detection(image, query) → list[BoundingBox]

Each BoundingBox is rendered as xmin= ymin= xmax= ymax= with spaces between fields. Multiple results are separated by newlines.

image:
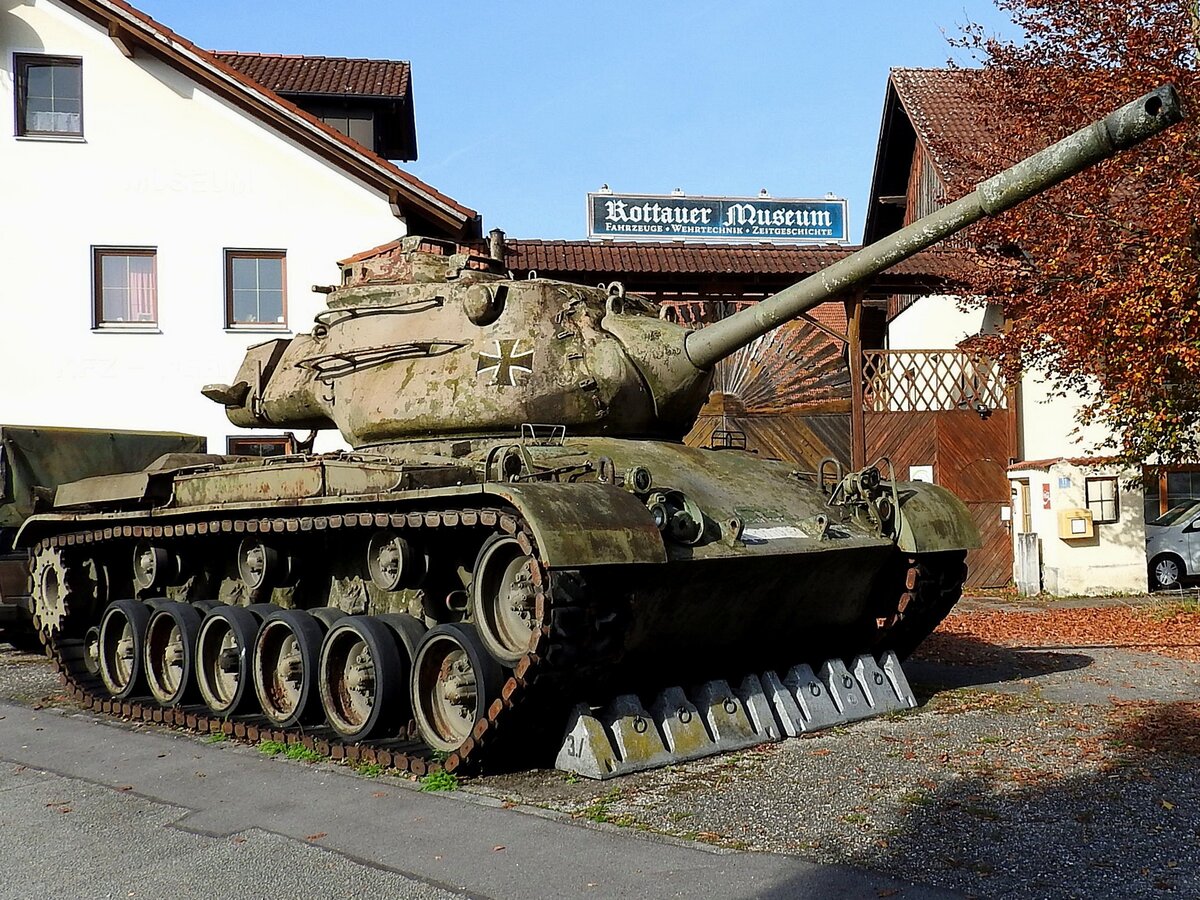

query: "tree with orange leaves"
xmin=949 ymin=1 xmax=1199 ymax=467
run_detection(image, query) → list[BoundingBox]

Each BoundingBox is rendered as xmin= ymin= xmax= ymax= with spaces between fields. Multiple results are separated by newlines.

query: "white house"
xmin=0 ymin=0 xmax=478 ymax=453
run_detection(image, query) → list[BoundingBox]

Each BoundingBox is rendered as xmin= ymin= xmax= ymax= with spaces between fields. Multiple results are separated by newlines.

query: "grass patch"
xmin=257 ymin=739 xmax=325 ymax=763
xmin=898 ymin=789 xmax=933 ymax=808
xmin=420 ymin=770 xmax=458 ymax=792
xmin=581 ymin=786 xmax=622 ymax=823
xmin=205 ymin=732 xmax=227 ymax=743
xmin=355 ymin=762 xmax=384 ymax=778
xmin=1148 ymin=598 xmax=1200 ymax=618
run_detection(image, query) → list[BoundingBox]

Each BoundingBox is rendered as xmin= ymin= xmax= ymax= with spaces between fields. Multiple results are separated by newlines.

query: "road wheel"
xmin=143 ymin=601 xmax=202 ymax=706
xmin=318 ymin=616 xmax=405 ymax=741
xmin=98 ymin=600 xmax=151 ymax=699
xmin=253 ymin=609 xmax=325 ymax=727
xmin=196 ymin=605 xmax=261 ymax=716
xmin=410 ymin=623 xmax=502 ymax=753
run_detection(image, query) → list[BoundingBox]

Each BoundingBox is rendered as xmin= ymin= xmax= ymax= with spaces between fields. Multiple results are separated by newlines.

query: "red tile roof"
xmin=503 ymin=239 xmax=970 ymax=282
xmin=213 ymin=52 xmax=411 ymax=99
xmin=1008 ymin=456 xmax=1122 ymax=472
xmin=889 ymin=68 xmax=991 ymax=189
xmin=83 ymin=0 xmax=475 ymax=233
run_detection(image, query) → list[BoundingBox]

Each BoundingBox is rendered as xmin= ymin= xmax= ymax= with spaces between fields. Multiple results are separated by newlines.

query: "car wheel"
xmin=1151 ymin=554 xmax=1184 ymax=590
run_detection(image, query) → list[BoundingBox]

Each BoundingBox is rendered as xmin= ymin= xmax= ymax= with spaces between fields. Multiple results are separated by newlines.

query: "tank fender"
xmin=484 ymin=483 xmax=666 ymax=567
xmin=893 ymin=481 xmax=982 ymax=553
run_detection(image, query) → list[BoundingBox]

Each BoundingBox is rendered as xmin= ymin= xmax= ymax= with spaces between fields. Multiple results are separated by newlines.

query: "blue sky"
xmin=136 ymin=1 xmax=1016 ymax=243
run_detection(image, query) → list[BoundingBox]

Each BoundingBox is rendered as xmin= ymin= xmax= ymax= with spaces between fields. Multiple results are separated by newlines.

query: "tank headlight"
xmin=626 ymin=465 xmax=653 ymax=494
xmin=646 ymin=492 xmax=670 ymax=530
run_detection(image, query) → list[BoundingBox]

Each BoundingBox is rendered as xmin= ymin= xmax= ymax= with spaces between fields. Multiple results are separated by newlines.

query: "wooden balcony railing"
xmin=861 ymin=349 xmax=1009 ymax=413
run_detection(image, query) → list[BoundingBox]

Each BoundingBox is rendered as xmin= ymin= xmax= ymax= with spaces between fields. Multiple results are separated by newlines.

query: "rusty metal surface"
xmin=53 ymin=471 xmax=159 ymax=508
xmin=173 ymin=462 xmax=327 ymax=506
xmin=485 ymin=482 xmax=666 ymax=567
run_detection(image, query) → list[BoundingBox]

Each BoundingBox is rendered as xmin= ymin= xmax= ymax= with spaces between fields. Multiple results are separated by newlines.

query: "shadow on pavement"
xmin=904 ymin=631 xmax=1093 ymax=697
xmin=750 ymin=696 xmax=1200 ymax=900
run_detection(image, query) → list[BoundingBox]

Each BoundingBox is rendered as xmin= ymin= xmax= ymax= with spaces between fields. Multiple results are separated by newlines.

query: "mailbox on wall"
xmin=1057 ymin=508 xmax=1095 ymax=540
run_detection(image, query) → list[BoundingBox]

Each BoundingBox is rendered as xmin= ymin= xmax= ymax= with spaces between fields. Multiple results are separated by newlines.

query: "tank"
xmin=16 ymin=87 xmax=1180 ymax=772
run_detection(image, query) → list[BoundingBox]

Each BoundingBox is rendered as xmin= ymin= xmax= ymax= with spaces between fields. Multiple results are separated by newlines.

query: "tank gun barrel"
xmin=684 ymin=84 xmax=1182 ymax=370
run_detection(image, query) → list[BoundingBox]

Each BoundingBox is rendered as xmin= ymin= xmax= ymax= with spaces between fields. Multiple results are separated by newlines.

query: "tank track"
xmin=29 ymin=509 xmax=964 ymax=776
xmin=31 ymin=505 xmax=622 ymax=777
xmin=875 ymin=550 xmax=968 ymax=660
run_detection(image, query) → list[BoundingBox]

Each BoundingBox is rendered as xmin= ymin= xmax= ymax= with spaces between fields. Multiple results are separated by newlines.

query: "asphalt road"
xmin=0 ymin=648 xmax=959 ymax=900
xmin=4 ymin=603 xmax=1198 ymax=900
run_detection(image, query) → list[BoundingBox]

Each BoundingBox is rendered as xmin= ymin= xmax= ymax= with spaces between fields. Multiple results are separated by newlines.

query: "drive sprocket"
xmin=29 ymin=544 xmax=106 ymax=637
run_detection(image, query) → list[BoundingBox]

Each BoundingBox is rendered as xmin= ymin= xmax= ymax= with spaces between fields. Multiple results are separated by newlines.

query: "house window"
xmin=1085 ymin=476 xmax=1119 ymax=524
xmin=318 ymin=109 xmax=375 ymax=150
xmin=227 ymin=435 xmax=293 ymax=457
xmin=93 ymin=248 xmax=157 ymax=327
xmin=1145 ymin=467 xmax=1200 ymax=520
xmin=225 ymin=250 xmax=286 ymax=328
xmin=15 ymin=54 xmax=83 ymax=138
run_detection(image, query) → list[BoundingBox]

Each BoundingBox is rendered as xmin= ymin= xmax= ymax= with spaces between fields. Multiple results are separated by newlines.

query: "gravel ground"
xmin=3 ymin=604 xmax=1199 ymax=900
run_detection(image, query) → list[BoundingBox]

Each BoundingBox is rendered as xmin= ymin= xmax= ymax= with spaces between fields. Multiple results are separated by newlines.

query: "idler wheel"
xmin=469 ymin=535 xmax=540 ymax=666
xmin=98 ymin=600 xmax=151 ymax=699
xmin=196 ymin=605 xmax=261 ymax=716
xmin=318 ymin=616 xmax=405 ymax=741
xmin=410 ymin=623 xmax=503 ymax=753
xmin=143 ymin=601 xmax=202 ymax=706
xmin=252 ymin=609 xmax=325 ymax=727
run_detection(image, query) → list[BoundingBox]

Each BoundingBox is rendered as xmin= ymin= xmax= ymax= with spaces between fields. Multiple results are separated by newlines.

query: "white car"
xmin=1146 ymin=500 xmax=1200 ymax=589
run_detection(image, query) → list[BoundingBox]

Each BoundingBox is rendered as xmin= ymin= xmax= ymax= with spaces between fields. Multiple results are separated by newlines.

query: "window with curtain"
xmin=225 ymin=250 xmax=286 ymax=327
xmin=93 ymin=248 xmax=157 ymax=327
xmin=15 ymin=54 xmax=83 ymax=137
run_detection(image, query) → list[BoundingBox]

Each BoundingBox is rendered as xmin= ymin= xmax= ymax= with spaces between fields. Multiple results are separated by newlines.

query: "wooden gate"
xmin=862 ymin=350 xmax=1015 ymax=589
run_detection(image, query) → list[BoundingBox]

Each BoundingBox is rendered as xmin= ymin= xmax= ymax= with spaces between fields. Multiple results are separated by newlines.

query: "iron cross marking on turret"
xmin=476 ymin=340 xmax=534 ymax=386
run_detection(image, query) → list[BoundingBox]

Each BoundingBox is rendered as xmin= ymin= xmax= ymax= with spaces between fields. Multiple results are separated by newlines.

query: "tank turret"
xmin=204 ymin=86 xmax=1180 ymax=449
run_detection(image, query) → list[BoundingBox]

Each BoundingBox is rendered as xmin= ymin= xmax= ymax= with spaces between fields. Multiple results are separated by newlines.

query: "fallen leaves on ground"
xmin=921 ymin=606 xmax=1200 ymax=662
xmin=1105 ymin=701 xmax=1200 ymax=756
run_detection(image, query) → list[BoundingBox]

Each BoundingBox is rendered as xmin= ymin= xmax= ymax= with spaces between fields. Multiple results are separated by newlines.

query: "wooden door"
xmin=861 ymin=350 xmax=1015 ymax=589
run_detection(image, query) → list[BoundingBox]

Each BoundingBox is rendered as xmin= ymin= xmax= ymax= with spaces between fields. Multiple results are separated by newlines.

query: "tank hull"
xmin=17 ymin=437 xmax=972 ymax=769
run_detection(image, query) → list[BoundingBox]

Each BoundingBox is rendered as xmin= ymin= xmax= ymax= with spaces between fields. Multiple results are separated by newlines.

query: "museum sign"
xmin=587 ymin=192 xmax=848 ymax=243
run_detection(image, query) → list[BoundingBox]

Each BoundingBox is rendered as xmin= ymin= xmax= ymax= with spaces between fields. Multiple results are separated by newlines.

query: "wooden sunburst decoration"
xmin=663 ymin=300 xmax=851 ymax=414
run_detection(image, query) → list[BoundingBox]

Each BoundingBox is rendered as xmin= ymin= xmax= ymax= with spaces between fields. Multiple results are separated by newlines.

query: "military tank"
xmin=16 ymin=86 xmax=1180 ymax=774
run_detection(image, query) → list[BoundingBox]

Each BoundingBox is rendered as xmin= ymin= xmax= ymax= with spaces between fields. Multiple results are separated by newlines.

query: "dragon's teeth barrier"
xmin=555 ymin=651 xmax=917 ymax=779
